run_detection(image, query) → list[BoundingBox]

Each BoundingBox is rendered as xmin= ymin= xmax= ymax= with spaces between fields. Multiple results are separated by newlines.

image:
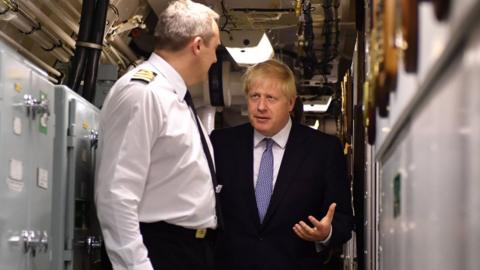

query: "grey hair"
xmin=154 ymin=0 xmax=220 ymax=51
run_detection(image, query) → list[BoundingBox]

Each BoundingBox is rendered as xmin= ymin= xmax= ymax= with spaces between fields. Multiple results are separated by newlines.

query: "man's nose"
xmin=257 ymin=98 xmax=267 ymax=111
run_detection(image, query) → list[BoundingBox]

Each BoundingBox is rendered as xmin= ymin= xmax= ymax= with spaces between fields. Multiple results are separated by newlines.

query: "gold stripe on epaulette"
xmin=131 ymin=69 xmax=157 ymax=84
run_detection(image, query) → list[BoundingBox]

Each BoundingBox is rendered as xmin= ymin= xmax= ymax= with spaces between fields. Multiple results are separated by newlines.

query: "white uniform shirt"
xmin=95 ymin=53 xmax=217 ymax=270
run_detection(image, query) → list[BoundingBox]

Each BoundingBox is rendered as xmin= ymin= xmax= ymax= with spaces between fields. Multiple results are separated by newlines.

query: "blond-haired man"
xmin=211 ymin=59 xmax=353 ymax=270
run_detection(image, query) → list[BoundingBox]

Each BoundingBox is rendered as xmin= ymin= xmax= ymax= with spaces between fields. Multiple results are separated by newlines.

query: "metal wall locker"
xmin=52 ymin=86 xmax=102 ymax=270
xmin=378 ymin=129 xmax=410 ymax=270
xmin=376 ymin=4 xmax=480 ymax=269
xmin=0 ymin=44 xmax=55 ymax=270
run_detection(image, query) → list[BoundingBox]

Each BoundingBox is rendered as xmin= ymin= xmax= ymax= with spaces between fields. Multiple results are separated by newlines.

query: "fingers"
xmin=325 ymin=203 xmax=336 ymax=223
xmin=308 ymin=203 xmax=336 ymax=228
xmin=293 ymin=203 xmax=337 ymax=241
xmin=293 ymin=221 xmax=316 ymax=241
xmin=299 ymin=221 xmax=316 ymax=235
xmin=308 ymin=214 xmax=320 ymax=225
xmin=293 ymin=223 xmax=308 ymax=240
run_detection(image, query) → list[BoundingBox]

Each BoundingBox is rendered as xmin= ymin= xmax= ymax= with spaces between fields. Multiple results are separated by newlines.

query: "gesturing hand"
xmin=292 ymin=203 xmax=336 ymax=242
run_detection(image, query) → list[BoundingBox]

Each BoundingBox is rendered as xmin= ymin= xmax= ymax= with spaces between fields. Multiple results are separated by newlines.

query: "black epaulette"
xmin=131 ymin=69 xmax=157 ymax=84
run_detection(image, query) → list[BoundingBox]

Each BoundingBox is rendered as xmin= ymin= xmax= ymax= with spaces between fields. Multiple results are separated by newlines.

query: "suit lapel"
xmin=236 ymin=125 xmax=262 ymax=226
xmin=261 ymin=123 xmax=309 ymax=228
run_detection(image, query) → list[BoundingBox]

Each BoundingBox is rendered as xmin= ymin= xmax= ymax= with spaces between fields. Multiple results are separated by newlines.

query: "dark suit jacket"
xmin=210 ymin=122 xmax=353 ymax=270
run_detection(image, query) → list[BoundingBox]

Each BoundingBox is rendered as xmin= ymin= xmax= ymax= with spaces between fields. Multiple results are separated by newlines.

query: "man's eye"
xmin=267 ymin=96 xmax=277 ymax=102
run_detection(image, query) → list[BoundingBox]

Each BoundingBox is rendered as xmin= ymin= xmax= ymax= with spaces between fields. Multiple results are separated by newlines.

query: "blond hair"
xmin=155 ymin=0 xmax=220 ymax=51
xmin=243 ymin=59 xmax=297 ymax=99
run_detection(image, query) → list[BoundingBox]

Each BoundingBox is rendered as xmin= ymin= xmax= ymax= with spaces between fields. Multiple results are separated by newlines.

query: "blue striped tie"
xmin=255 ymin=138 xmax=274 ymax=223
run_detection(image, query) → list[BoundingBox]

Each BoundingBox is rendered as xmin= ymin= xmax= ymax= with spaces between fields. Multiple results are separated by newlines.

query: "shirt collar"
xmin=148 ymin=53 xmax=187 ymax=102
xmin=253 ymin=118 xmax=292 ymax=149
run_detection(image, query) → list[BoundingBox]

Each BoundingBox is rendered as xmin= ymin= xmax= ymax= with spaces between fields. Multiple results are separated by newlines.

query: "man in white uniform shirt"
xmin=95 ymin=1 xmax=221 ymax=270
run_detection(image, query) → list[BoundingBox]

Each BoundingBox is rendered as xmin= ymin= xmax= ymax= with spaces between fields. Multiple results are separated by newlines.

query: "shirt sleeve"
xmin=314 ymin=225 xmax=332 ymax=252
xmin=95 ymin=83 xmax=161 ymax=270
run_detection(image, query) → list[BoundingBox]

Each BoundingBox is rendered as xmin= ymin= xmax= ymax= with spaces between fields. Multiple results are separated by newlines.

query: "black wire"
xmin=67 ymin=0 xmax=96 ymax=92
xmin=17 ymin=22 xmax=41 ymax=35
xmin=0 ymin=6 xmax=10 ymax=15
xmin=42 ymin=40 xmax=63 ymax=52
xmin=220 ymin=0 xmax=230 ymax=32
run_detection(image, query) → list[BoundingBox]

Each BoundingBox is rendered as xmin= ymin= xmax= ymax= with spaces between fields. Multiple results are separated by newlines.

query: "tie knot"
xmin=264 ymin=138 xmax=274 ymax=150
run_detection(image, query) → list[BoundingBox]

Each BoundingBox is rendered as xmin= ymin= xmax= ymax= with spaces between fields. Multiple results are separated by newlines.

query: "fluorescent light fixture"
xmin=225 ymin=33 xmax=274 ymax=66
xmin=303 ymin=96 xmax=332 ymax=112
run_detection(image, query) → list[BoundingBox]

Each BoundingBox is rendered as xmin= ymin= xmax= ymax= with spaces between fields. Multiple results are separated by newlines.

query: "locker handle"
xmin=77 ymin=236 xmax=102 ymax=254
xmin=7 ymin=230 xmax=29 ymax=254
xmin=86 ymin=236 xmax=102 ymax=254
xmin=8 ymin=230 xmax=49 ymax=256
xmin=27 ymin=230 xmax=49 ymax=257
xmin=88 ymin=129 xmax=99 ymax=149
xmin=14 ymin=94 xmax=50 ymax=120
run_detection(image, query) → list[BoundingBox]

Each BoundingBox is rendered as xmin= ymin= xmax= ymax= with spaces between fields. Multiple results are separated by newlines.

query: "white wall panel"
xmin=379 ymin=21 xmax=480 ymax=270
xmin=462 ymin=24 xmax=480 ymax=270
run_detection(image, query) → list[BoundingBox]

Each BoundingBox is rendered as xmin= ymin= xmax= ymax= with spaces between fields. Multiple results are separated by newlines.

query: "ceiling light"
xmin=224 ymin=32 xmax=274 ymax=66
xmin=303 ymin=96 xmax=332 ymax=112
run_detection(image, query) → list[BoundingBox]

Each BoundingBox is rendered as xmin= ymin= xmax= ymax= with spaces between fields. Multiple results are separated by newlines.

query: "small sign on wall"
xmin=37 ymin=168 xmax=49 ymax=190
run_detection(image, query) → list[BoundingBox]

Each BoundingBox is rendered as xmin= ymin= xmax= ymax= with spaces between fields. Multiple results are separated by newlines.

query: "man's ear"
xmin=288 ymin=96 xmax=296 ymax=112
xmin=191 ymin=37 xmax=202 ymax=56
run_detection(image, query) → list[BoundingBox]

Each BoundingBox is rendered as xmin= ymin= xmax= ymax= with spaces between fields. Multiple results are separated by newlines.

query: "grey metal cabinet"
xmin=52 ymin=86 xmax=102 ymax=270
xmin=0 ymin=44 xmax=55 ymax=270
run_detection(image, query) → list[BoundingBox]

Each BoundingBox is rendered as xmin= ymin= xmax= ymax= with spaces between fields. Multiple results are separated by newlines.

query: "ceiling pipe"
xmin=0 ymin=30 xmax=62 ymax=78
xmin=48 ymin=3 xmax=79 ymax=34
xmin=25 ymin=0 xmax=79 ymax=35
xmin=60 ymin=0 xmax=80 ymax=19
xmin=19 ymin=0 xmax=76 ymax=49
xmin=0 ymin=2 xmax=71 ymax=62
xmin=102 ymin=47 xmax=118 ymax=66
xmin=106 ymin=45 xmax=128 ymax=69
xmin=0 ymin=5 xmax=49 ymax=49
xmin=111 ymin=37 xmax=137 ymax=63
